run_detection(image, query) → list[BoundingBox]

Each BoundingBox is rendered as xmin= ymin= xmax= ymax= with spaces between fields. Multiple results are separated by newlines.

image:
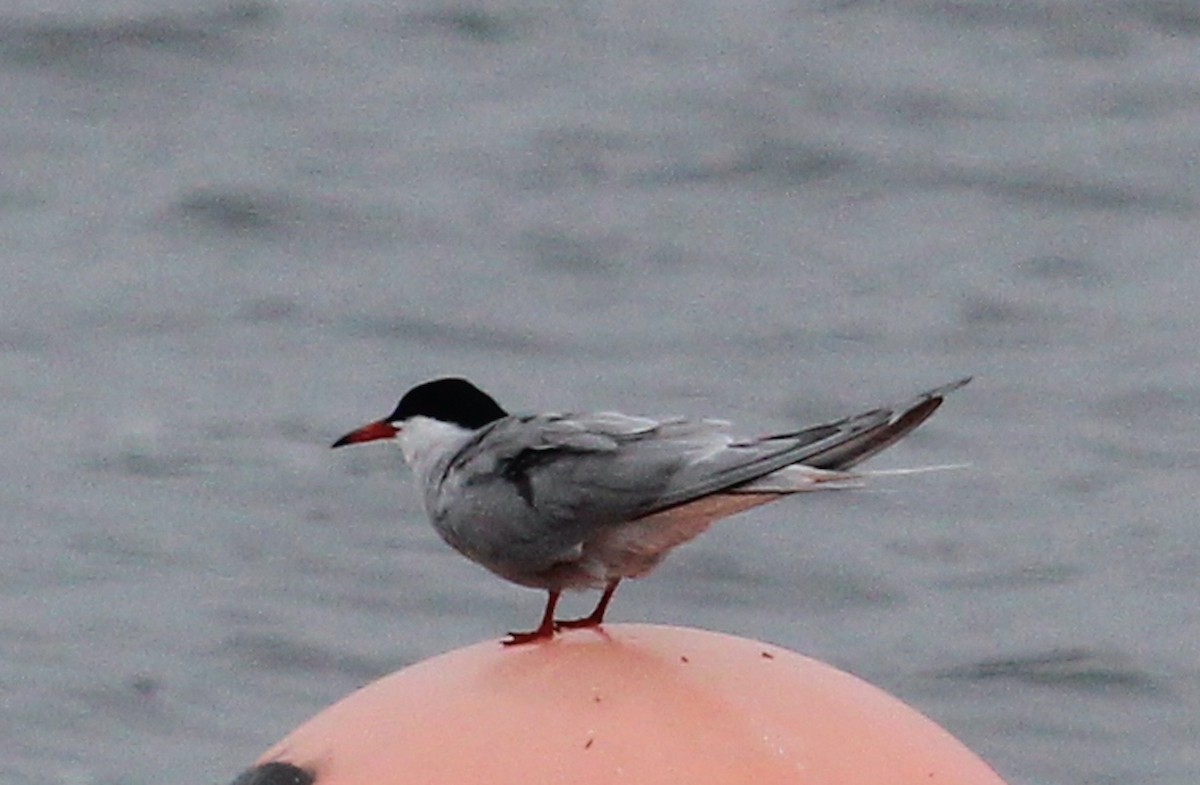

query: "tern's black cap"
xmin=387 ymin=378 xmax=508 ymax=430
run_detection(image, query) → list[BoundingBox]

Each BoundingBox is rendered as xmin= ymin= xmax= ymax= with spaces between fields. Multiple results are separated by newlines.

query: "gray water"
xmin=2 ymin=1 xmax=1198 ymax=783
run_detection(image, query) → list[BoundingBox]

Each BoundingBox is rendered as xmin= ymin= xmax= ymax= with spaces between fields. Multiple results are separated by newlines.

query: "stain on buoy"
xmin=229 ymin=761 xmax=315 ymax=785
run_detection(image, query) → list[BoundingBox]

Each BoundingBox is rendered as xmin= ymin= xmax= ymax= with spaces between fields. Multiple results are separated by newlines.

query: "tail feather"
xmin=733 ymin=462 xmax=971 ymax=494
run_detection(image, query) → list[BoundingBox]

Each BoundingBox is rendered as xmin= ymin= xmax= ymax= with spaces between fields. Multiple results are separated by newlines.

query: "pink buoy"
xmin=236 ymin=624 xmax=1008 ymax=785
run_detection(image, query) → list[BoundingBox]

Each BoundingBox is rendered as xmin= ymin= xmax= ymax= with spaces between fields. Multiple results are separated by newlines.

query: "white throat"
xmin=395 ymin=415 xmax=475 ymax=480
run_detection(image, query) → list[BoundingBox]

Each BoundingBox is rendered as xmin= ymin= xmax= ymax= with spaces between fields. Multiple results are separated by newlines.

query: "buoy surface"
xmin=247 ymin=624 xmax=1007 ymax=785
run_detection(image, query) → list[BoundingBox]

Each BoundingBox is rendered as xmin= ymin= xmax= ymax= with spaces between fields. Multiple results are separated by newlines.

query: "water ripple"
xmin=936 ymin=648 xmax=1164 ymax=694
xmin=0 ymin=2 xmax=274 ymax=71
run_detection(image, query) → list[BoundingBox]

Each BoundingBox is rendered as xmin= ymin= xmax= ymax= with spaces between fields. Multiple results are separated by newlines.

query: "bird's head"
xmin=331 ymin=377 xmax=508 ymax=449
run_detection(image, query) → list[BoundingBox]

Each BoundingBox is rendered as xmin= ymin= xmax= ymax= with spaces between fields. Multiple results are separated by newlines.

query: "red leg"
xmin=503 ymin=590 xmax=561 ymax=646
xmin=556 ymin=579 xmax=620 ymax=630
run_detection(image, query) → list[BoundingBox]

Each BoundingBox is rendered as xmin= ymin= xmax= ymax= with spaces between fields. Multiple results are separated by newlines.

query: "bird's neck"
xmin=396 ymin=416 xmax=476 ymax=480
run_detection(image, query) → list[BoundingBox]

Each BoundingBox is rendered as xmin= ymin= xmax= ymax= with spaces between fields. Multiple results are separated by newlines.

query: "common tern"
xmin=332 ymin=376 xmax=970 ymax=644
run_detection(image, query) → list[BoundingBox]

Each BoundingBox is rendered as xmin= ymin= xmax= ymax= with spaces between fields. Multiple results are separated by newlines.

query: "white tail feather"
xmin=731 ymin=462 xmax=970 ymax=494
xmin=855 ymin=462 xmax=971 ymax=477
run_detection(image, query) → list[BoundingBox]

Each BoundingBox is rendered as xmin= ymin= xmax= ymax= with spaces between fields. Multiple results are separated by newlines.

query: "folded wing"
xmin=434 ymin=378 xmax=969 ymax=582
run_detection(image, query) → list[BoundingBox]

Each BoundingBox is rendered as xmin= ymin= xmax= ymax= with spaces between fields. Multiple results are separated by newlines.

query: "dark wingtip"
xmin=800 ymin=376 xmax=972 ymax=471
xmin=930 ymin=376 xmax=972 ymax=399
